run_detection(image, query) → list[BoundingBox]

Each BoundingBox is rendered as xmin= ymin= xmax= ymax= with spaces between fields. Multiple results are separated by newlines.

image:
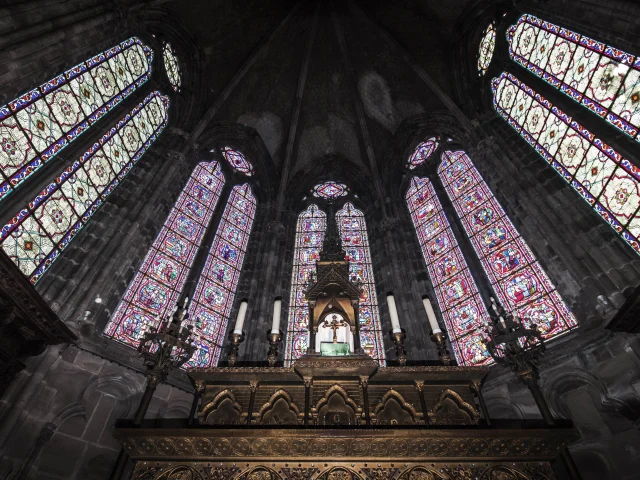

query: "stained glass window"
xmin=478 ymin=22 xmax=497 ymax=76
xmin=492 ymin=72 xmax=640 ymax=254
xmin=162 ymin=42 xmax=182 ymax=92
xmin=336 ymin=202 xmax=385 ymax=365
xmin=0 ymin=91 xmax=169 ymax=284
xmin=0 ymin=37 xmax=153 ymax=200
xmin=187 ymin=184 xmax=256 ymax=367
xmin=285 ymin=205 xmax=326 ymax=365
xmin=439 ymin=150 xmax=578 ymax=342
xmin=312 ymin=181 xmax=348 ymax=199
xmin=508 ymin=14 xmax=640 ymax=142
xmin=222 ymin=146 xmax=253 ymax=176
xmin=406 ymin=177 xmax=493 ymax=366
xmin=103 ymin=161 xmax=225 ymax=347
xmin=408 ymin=138 xmax=439 ymax=170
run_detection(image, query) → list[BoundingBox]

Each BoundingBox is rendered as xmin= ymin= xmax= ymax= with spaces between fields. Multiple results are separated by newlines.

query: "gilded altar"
xmin=114 ymin=355 xmax=577 ymax=480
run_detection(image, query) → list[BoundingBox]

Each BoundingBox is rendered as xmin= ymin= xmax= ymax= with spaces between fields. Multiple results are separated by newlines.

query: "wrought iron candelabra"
xmin=430 ymin=330 xmax=452 ymax=366
xmin=110 ymin=300 xmax=197 ymax=480
xmin=267 ymin=329 xmax=283 ymax=366
xmin=389 ymin=328 xmax=407 ymax=366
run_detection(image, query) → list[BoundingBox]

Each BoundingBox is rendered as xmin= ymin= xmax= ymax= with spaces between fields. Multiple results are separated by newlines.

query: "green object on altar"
xmin=320 ymin=342 xmax=350 ymax=356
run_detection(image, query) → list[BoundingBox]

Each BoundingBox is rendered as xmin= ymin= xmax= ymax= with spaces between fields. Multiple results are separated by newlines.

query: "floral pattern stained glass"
xmin=162 ymin=42 xmax=181 ymax=92
xmin=0 ymin=91 xmax=169 ymax=284
xmin=0 ymin=37 xmax=153 ymax=200
xmin=408 ymin=138 xmax=439 ymax=170
xmin=478 ymin=22 xmax=496 ymax=75
xmin=336 ymin=202 xmax=385 ymax=365
xmin=439 ymin=150 xmax=578 ymax=342
xmin=103 ymin=162 xmax=225 ymax=348
xmin=508 ymin=14 xmax=640 ymax=142
xmin=222 ymin=147 xmax=253 ymax=176
xmin=285 ymin=205 xmax=326 ymax=366
xmin=312 ymin=181 xmax=348 ymax=199
xmin=406 ymin=177 xmax=493 ymax=366
xmin=187 ymin=184 xmax=256 ymax=368
xmin=492 ymin=72 xmax=640 ymax=254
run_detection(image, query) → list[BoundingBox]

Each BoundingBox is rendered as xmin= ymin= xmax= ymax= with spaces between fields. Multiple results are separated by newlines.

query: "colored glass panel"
xmin=408 ymin=137 xmax=439 ymax=170
xmin=406 ymin=177 xmax=493 ymax=366
xmin=187 ymin=184 xmax=256 ymax=367
xmin=285 ymin=205 xmax=326 ymax=366
xmin=336 ymin=202 xmax=385 ymax=365
xmin=0 ymin=91 xmax=169 ymax=283
xmin=103 ymin=162 xmax=225 ymax=348
xmin=222 ymin=146 xmax=253 ymax=176
xmin=478 ymin=22 xmax=496 ymax=76
xmin=162 ymin=42 xmax=182 ymax=92
xmin=312 ymin=181 xmax=348 ymax=199
xmin=508 ymin=14 xmax=640 ymax=142
xmin=439 ymin=150 xmax=577 ymax=343
xmin=493 ymin=72 xmax=640 ymax=254
xmin=0 ymin=37 xmax=153 ymax=200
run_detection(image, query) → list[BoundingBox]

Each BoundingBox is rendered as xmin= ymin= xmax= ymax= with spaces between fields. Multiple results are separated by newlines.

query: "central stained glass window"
xmin=507 ymin=14 xmax=640 ymax=142
xmin=222 ymin=146 xmax=253 ymax=176
xmin=408 ymin=137 xmax=439 ymax=170
xmin=312 ymin=181 xmax=348 ymax=199
xmin=188 ymin=183 xmax=256 ymax=367
xmin=0 ymin=37 xmax=153 ymax=200
xmin=478 ymin=22 xmax=497 ymax=76
xmin=439 ymin=150 xmax=577 ymax=341
xmin=1 ymin=91 xmax=169 ymax=283
xmin=406 ymin=177 xmax=492 ymax=366
xmin=104 ymin=161 xmax=225 ymax=348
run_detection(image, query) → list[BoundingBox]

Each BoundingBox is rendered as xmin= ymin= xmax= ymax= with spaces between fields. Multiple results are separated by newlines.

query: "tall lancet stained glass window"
xmin=1 ymin=91 xmax=170 ymax=284
xmin=104 ymin=161 xmax=225 ymax=347
xmin=406 ymin=177 xmax=492 ymax=366
xmin=0 ymin=37 xmax=153 ymax=200
xmin=508 ymin=14 xmax=640 ymax=141
xmin=162 ymin=42 xmax=181 ymax=92
xmin=439 ymin=150 xmax=577 ymax=340
xmin=285 ymin=205 xmax=326 ymax=365
xmin=336 ymin=202 xmax=385 ymax=364
xmin=188 ymin=184 xmax=256 ymax=367
xmin=492 ymin=72 xmax=640 ymax=254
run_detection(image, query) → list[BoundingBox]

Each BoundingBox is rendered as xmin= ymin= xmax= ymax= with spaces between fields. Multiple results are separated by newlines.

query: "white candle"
xmin=271 ymin=299 xmax=282 ymax=334
xmin=233 ymin=300 xmax=248 ymax=334
xmin=499 ymin=316 xmax=507 ymax=329
xmin=422 ymin=297 xmax=441 ymax=334
xmin=183 ymin=296 xmax=189 ymax=308
xmin=387 ymin=294 xmax=402 ymax=333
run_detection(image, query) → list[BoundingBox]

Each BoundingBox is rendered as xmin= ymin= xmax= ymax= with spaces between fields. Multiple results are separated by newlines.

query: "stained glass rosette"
xmin=406 ymin=177 xmax=493 ymax=366
xmin=508 ymin=14 xmax=640 ymax=142
xmin=0 ymin=37 xmax=153 ymax=201
xmin=478 ymin=22 xmax=496 ymax=75
xmin=312 ymin=181 xmax=348 ymax=199
xmin=103 ymin=162 xmax=224 ymax=348
xmin=408 ymin=138 xmax=439 ymax=170
xmin=336 ymin=202 xmax=385 ymax=365
xmin=222 ymin=147 xmax=254 ymax=176
xmin=439 ymin=150 xmax=577 ymax=341
xmin=285 ymin=205 xmax=326 ymax=366
xmin=162 ymin=42 xmax=181 ymax=92
xmin=1 ymin=91 xmax=169 ymax=284
xmin=492 ymin=72 xmax=640 ymax=254
xmin=187 ymin=184 xmax=256 ymax=368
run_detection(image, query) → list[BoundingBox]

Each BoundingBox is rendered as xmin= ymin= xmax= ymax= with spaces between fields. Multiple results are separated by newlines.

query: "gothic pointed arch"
xmin=255 ymin=389 xmax=303 ymax=425
xmin=372 ymin=389 xmax=421 ymax=425
xmin=200 ymin=389 xmax=244 ymax=425
xmin=428 ymin=388 xmax=480 ymax=425
xmin=312 ymin=384 xmax=362 ymax=426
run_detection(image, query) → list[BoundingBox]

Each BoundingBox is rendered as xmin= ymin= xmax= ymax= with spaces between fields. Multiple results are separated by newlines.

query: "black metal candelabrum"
xmin=110 ymin=300 xmax=197 ymax=479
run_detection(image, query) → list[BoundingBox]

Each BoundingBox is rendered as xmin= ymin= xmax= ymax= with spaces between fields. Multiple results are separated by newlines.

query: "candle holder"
xmin=430 ymin=330 xmax=452 ymax=366
xmin=266 ymin=329 xmax=283 ymax=366
xmin=389 ymin=328 xmax=407 ymax=366
xmin=227 ymin=331 xmax=245 ymax=366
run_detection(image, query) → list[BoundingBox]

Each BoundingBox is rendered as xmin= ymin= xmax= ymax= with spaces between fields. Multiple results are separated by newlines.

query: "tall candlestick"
xmin=271 ymin=298 xmax=282 ymax=334
xmin=233 ymin=300 xmax=248 ymax=334
xmin=387 ymin=294 xmax=402 ymax=333
xmin=422 ymin=297 xmax=441 ymax=334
